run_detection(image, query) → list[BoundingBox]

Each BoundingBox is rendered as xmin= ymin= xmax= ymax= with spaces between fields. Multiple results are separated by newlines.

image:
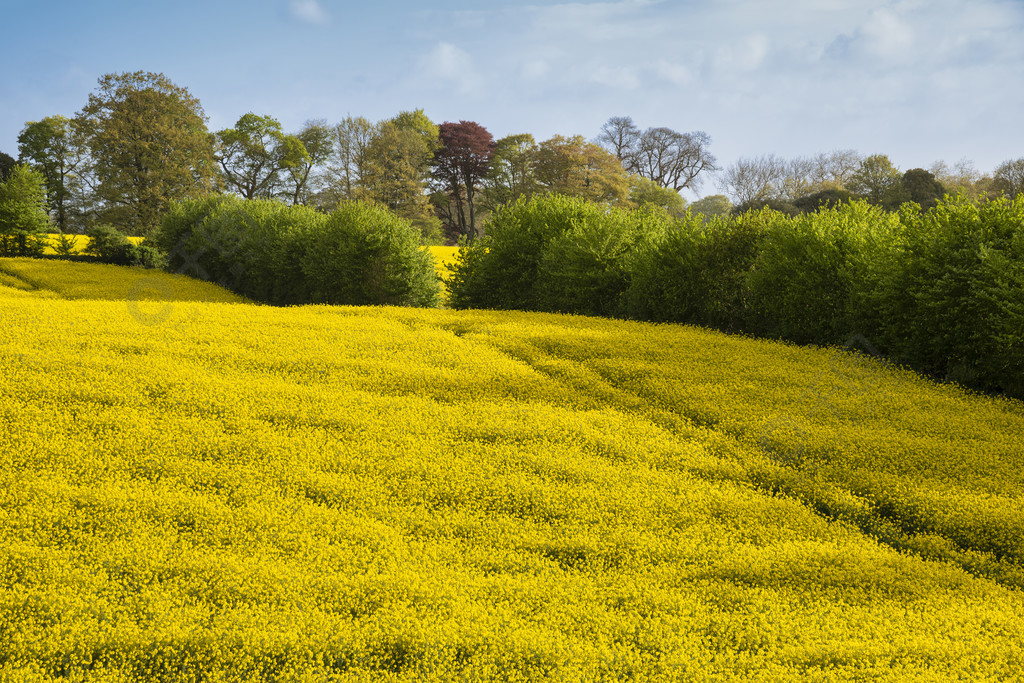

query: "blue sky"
xmin=2 ymin=0 xmax=1022 ymax=198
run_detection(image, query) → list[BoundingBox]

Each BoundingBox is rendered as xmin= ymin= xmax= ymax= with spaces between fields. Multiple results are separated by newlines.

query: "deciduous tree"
xmin=0 ymin=164 xmax=50 ymax=256
xmin=0 ymin=152 xmax=15 ymax=181
xmin=361 ymin=109 xmax=440 ymax=238
xmin=535 ymin=135 xmax=629 ymax=204
xmin=217 ymin=113 xmax=309 ymax=200
xmin=17 ymin=115 xmax=86 ymax=232
xmin=847 ymin=154 xmax=901 ymax=204
xmin=75 ymin=71 xmax=219 ymax=236
xmin=719 ymin=154 xmax=788 ymax=204
xmin=284 ymin=119 xmax=333 ymax=206
xmin=431 ymin=121 xmax=495 ymax=242
xmin=481 ymin=133 xmax=540 ymax=210
xmin=597 ymin=117 xmax=718 ymax=192
xmin=324 ymin=115 xmax=377 ymax=205
xmin=993 ymin=157 xmax=1024 ymax=198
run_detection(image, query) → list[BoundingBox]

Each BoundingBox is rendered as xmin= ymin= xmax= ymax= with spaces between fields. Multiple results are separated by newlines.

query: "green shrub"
xmin=448 ymin=194 xmax=667 ymax=314
xmin=624 ymin=209 xmax=769 ymax=331
xmin=879 ymin=196 xmax=1024 ymax=396
xmin=744 ymin=201 xmax=901 ymax=346
xmin=159 ymin=195 xmax=324 ymax=305
xmin=300 ymin=201 xmax=440 ymax=307
xmin=84 ymin=224 xmax=134 ymax=264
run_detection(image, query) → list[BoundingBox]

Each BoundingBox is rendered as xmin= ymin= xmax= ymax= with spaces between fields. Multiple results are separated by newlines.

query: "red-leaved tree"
xmin=431 ymin=121 xmax=495 ymax=242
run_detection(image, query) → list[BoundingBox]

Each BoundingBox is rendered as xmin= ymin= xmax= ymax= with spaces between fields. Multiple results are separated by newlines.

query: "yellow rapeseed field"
xmin=1 ymin=259 xmax=1023 ymax=681
xmin=40 ymin=234 xmax=145 ymax=256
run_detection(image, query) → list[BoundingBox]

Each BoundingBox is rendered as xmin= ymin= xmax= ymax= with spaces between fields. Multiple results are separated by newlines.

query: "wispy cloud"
xmin=415 ymin=42 xmax=481 ymax=95
xmin=289 ymin=0 xmax=330 ymax=26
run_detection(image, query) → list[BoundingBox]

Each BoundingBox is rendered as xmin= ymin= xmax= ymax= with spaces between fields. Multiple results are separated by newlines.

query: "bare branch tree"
xmin=719 ymin=154 xmax=788 ymax=204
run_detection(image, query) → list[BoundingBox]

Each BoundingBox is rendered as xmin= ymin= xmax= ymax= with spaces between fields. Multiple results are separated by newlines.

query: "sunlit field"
xmin=40 ymin=233 xmax=145 ymax=255
xmin=1 ymin=259 xmax=1023 ymax=681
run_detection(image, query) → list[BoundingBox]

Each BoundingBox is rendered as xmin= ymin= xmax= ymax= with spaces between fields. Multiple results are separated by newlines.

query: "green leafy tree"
xmin=0 ymin=164 xmax=50 ymax=256
xmin=284 ymin=119 xmax=334 ymax=206
xmin=75 ymin=71 xmax=220 ymax=236
xmin=535 ymin=135 xmax=629 ymax=204
xmin=481 ymin=133 xmax=540 ymax=210
xmin=17 ymin=115 xmax=87 ymax=233
xmin=217 ymin=113 xmax=309 ymax=200
xmin=361 ymin=109 xmax=439 ymax=237
xmin=885 ymin=168 xmax=946 ymax=211
xmin=847 ymin=154 xmax=901 ymax=205
xmin=689 ymin=194 xmax=733 ymax=220
xmin=0 ymin=152 xmax=16 ymax=181
xmin=628 ymin=175 xmax=687 ymax=216
xmin=316 ymin=116 xmax=377 ymax=210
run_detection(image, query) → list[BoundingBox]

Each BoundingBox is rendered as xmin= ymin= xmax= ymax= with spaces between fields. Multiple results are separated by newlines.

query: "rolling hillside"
xmin=1 ymin=260 xmax=1022 ymax=681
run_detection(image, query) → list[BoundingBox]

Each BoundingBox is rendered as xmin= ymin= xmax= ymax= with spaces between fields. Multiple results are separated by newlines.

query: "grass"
xmin=0 ymin=261 xmax=1022 ymax=681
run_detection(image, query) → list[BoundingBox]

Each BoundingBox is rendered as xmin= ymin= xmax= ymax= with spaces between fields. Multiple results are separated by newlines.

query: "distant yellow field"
xmin=41 ymin=232 xmax=145 ymax=255
xmin=2 ymin=260 xmax=1023 ymax=681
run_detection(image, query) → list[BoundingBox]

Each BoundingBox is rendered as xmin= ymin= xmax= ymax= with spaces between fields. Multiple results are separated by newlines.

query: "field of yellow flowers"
xmin=1 ymin=258 xmax=1023 ymax=681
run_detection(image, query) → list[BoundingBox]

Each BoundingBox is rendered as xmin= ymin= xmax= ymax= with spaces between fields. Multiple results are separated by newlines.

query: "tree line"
xmin=2 ymin=68 xmax=1022 ymax=254
xmin=1 ymin=71 xmax=713 ymax=247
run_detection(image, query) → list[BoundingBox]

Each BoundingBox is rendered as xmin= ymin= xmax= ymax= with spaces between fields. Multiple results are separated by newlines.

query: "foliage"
xmin=743 ymin=201 xmax=902 ymax=345
xmin=159 ymin=194 xmax=323 ymax=304
xmin=448 ymin=194 xmax=628 ymax=311
xmin=75 ymin=71 xmax=220 ymax=236
xmin=84 ymin=223 xmax=166 ymax=268
xmin=884 ymin=168 xmax=947 ymax=211
xmin=431 ymin=121 xmax=495 ymax=243
xmin=534 ymin=135 xmax=629 ymax=204
xmin=300 ymin=200 xmax=441 ymax=307
xmin=875 ymin=195 xmax=1024 ymax=396
xmin=627 ymin=175 xmax=687 ymax=216
xmin=361 ymin=110 xmax=440 ymax=236
xmin=17 ymin=115 xmax=86 ymax=233
xmin=216 ymin=113 xmax=310 ymax=200
xmin=792 ymin=188 xmax=853 ymax=213
xmin=731 ymin=197 xmax=800 ymax=217
xmin=159 ymin=196 xmax=439 ymax=307
xmin=0 ymin=164 xmax=50 ymax=256
xmin=2 ymin=278 xmax=1024 ymax=680
xmin=624 ymin=209 xmax=768 ymax=331
xmin=847 ymin=154 xmax=901 ymax=204
xmin=0 ymin=151 xmax=16 ymax=180
xmin=481 ymin=133 xmax=540 ymax=210
xmin=689 ymin=194 xmax=733 ymax=220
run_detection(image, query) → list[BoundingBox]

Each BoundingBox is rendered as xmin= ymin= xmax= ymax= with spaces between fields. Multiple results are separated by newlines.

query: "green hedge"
xmin=158 ymin=196 xmax=440 ymax=308
xmin=447 ymin=194 xmax=1024 ymax=401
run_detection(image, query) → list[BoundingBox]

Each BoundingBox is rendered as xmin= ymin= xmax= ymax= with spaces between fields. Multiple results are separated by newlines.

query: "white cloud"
xmin=654 ymin=60 xmax=695 ymax=86
xmin=861 ymin=8 xmax=914 ymax=59
xmin=416 ymin=42 xmax=481 ymax=95
xmin=589 ymin=65 xmax=641 ymax=90
xmin=290 ymin=0 xmax=330 ymax=25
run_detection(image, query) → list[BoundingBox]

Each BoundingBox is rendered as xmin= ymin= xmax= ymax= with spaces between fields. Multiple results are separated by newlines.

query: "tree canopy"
xmin=431 ymin=120 xmax=495 ymax=242
xmin=17 ymin=115 xmax=86 ymax=232
xmin=75 ymin=71 xmax=220 ymax=236
xmin=0 ymin=164 xmax=50 ymax=256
